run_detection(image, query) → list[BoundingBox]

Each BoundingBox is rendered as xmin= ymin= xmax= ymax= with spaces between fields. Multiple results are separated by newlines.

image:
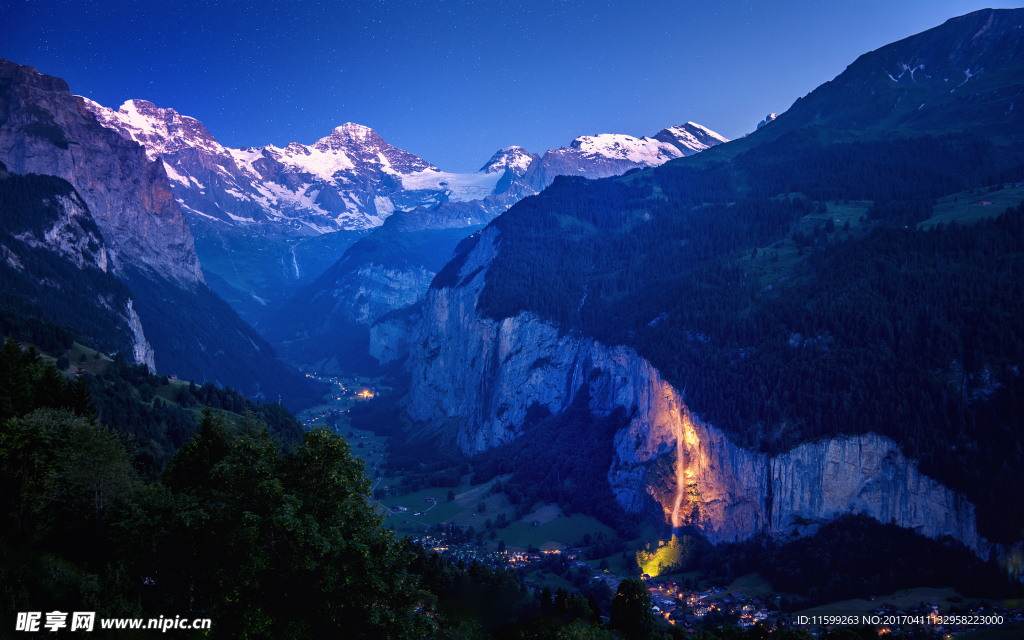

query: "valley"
xmin=2 ymin=3 xmax=1024 ymax=638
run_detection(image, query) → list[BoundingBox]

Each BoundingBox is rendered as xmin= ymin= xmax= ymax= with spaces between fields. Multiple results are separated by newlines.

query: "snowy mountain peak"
xmin=334 ymin=122 xmax=373 ymax=137
xmin=682 ymin=121 xmax=729 ymax=140
xmin=566 ymin=133 xmax=674 ymax=164
xmin=653 ymin=123 xmax=729 ymax=156
xmin=82 ymin=97 xmax=221 ymax=161
xmin=313 ymin=122 xmax=383 ymax=151
xmin=479 ymin=145 xmax=535 ymax=175
xmin=548 ymin=122 xmax=726 ymax=165
xmin=756 ymin=113 xmax=779 ymax=130
xmin=310 ymin=123 xmax=436 ymax=174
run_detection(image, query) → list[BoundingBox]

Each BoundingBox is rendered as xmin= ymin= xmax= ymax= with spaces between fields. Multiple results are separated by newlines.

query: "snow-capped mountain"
xmin=82 ymin=96 xmax=727 ymax=325
xmin=655 ymin=122 xmax=730 ymax=152
xmin=480 ymin=146 xmax=537 ymax=175
xmin=85 ymin=99 xmax=728 ymax=236
xmin=82 ymin=98 xmax=532 ymax=318
xmin=83 ymin=99 xmax=442 ymax=232
xmin=514 ymin=122 xmax=728 ymax=197
xmin=755 ymin=113 xmax=779 ymax=130
xmin=262 ymin=123 xmax=729 ymax=374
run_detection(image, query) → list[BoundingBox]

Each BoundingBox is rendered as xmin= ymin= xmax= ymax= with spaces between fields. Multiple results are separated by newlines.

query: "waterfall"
xmin=670 ymin=416 xmax=686 ymax=532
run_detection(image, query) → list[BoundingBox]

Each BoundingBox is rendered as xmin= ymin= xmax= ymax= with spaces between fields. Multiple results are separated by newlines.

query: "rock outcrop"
xmin=125 ymin=298 xmax=157 ymax=372
xmin=405 ymin=226 xmax=988 ymax=557
xmin=9 ymin=190 xmax=109 ymax=273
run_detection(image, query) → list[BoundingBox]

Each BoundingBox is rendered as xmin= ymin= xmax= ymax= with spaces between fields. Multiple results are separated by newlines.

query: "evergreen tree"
xmin=610 ymin=578 xmax=655 ymax=640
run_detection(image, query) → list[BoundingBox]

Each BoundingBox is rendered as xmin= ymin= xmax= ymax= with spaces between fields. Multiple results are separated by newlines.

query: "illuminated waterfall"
xmin=670 ymin=410 xmax=686 ymax=532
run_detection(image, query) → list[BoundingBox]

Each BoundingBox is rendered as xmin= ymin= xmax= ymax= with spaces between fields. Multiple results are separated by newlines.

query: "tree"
xmin=68 ymin=369 xmax=96 ymax=421
xmin=447 ymin=489 xmax=455 ymax=502
xmin=156 ymin=421 xmax=430 ymax=638
xmin=52 ymin=415 xmax=136 ymax=519
xmin=610 ymin=578 xmax=655 ymax=640
xmin=160 ymin=407 xmax=230 ymax=493
xmin=540 ymin=586 xmax=553 ymax=615
xmin=553 ymin=587 xmax=569 ymax=616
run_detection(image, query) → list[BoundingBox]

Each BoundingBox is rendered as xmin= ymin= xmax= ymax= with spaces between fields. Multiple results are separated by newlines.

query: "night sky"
xmin=1 ymin=0 xmax=1015 ymax=171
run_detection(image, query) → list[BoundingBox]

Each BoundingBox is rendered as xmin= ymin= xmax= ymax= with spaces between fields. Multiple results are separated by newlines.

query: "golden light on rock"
xmin=666 ymin=400 xmax=702 ymax=532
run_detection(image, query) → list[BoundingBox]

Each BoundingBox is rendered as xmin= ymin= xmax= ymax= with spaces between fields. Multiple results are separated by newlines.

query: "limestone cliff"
xmin=9 ymin=191 xmax=109 ymax=273
xmin=406 ymin=226 xmax=988 ymax=557
xmin=0 ymin=168 xmax=155 ymax=368
xmin=0 ymin=58 xmax=203 ymax=284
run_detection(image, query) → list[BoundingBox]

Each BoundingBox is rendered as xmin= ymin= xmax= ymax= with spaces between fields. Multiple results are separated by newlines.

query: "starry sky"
xmin=1 ymin=0 xmax=1016 ymax=172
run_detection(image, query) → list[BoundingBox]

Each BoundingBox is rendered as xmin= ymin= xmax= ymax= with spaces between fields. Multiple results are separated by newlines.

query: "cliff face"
xmin=0 ymin=60 xmax=320 ymax=403
xmin=0 ymin=169 xmax=155 ymax=369
xmin=406 ymin=227 xmax=988 ymax=556
xmin=9 ymin=191 xmax=109 ymax=273
xmin=0 ymin=59 xmax=203 ymax=284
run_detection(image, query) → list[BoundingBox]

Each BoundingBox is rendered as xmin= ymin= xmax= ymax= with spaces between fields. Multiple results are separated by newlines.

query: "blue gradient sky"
xmin=2 ymin=1 xmax=1017 ymax=171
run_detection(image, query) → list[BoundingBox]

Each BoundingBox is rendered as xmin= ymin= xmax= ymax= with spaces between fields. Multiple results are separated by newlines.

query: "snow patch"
xmin=162 ymin=161 xmax=189 ymax=185
xmin=569 ymin=133 xmax=681 ymax=164
xmin=400 ymin=169 xmax=504 ymax=202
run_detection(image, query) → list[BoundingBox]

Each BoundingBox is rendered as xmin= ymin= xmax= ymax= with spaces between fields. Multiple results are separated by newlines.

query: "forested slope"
xmin=469 ymin=129 xmax=1024 ymax=542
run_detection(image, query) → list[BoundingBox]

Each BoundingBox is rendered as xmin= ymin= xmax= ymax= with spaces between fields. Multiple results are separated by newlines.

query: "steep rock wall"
xmin=407 ymin=226 xmax=987 ymax=556
xmin=11 ymin=192 xmax=109 ymax=272
xmin=0 ymin=58 xmax=203 ymax=284
xmin=0 ymin=173 xmax=156 ymax=368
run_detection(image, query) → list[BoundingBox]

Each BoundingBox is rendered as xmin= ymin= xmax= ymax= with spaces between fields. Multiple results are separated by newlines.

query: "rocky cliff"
xmin=404 ymin=226 xmax=988 ymax=557
xmin=0 ymin=59 xmax=203 ymax=284
xmin=264 ymin=205 xmax=487 ymax=372
xmin=0 ymin=166 xmax=156 ymax=369
xmin=0 ymin=60 xmax=321 ymax=404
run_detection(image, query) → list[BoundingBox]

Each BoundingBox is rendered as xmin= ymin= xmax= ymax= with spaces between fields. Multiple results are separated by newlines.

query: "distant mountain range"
xmin=0 ymin=51 xmax=730 ymax=400
xmin=81 ymin=97 xmax=727 ymax=322
xmin=76 ymin=93 xmax=728 ymax=373
xmin=253 ymin=123 xmax=728 ymax=372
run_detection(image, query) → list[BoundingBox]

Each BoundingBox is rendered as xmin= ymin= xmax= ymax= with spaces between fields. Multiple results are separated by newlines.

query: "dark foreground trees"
xmin=153 ymin=410 xmax=429 ymax=638
xmin=1 ymin=402 xmax=429 ymax=638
